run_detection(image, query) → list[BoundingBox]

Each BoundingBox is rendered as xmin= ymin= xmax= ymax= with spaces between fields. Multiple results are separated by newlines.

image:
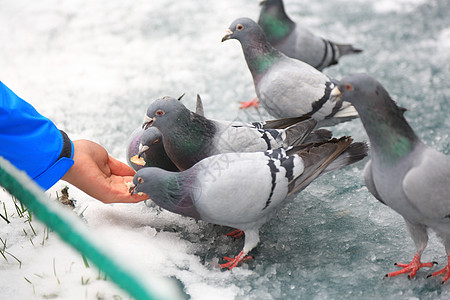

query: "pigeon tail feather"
xmin=302 ymin=129 xmax=333 ymax=144
xmin=260 ymin=115 xmax=313 ymax=130
xmin=336 ymin=43 xmax=363 ymax=56
xmin=287 ymin=137 xmax=366 ymax=196
xmin=323 ymin=141 xmax=369 ymax=174
xmin=283 ymin=118 xmax=318 ymax=147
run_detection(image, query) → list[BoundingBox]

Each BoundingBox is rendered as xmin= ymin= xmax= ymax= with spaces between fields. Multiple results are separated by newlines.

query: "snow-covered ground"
xmin=0 ymin=0 xmax=449 ymax=299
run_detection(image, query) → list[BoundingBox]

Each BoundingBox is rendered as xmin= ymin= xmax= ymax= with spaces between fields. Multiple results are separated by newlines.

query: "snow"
xmin=372 ymin=0 xmax=429 ymax=13
xmin=1 ymin=0 xmax=450 ymax=299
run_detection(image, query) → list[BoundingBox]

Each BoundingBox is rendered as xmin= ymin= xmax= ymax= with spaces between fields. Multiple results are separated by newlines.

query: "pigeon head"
xmin=331 ymin=73 xmax=418 ymax=161
xmin=129 ymin=167 xmax=169 ymax=197
xmin=136 ymin=126 xmax=179 ymax=172
xmin=259 ymin=0 xmax=287 ymax=18
xmin=258 ymin=0 xmax=293 ymax=42
xmin=129 ymin=167 xmax=201 ymax=219
xmin=138 ymin=126 xmax=163 ymax=157
xmin=260 ymin=0 xmax=283 ymax=8
xmin=331 ymin=73 xmax=403 ymax=117
xmin=222 ymin=17 xmax=267 ymax=43
xmin=222 ymin=18 xmax=280 ymax=79
xmin=142 ymin=96 xmax=189 ymax=131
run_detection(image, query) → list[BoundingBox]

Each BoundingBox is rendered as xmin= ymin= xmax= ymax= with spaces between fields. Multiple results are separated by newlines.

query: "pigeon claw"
xmin=240 ymin=98 xmax=259 ymax=109
xmin=225 ymin=229 xmax=244 ymax=239
xmin=386 ymin=253 xmax=436 ymax=279
xmin=428 ymin=256 xmax=450 ymax=284
xmin=220 ymin=250 xmax=253 ymax=270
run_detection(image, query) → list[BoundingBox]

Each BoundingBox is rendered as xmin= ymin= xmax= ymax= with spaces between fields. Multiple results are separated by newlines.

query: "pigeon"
xmin=331 ymin=73 xmax=450 ymax=283
xmin=129 ymin=137 xmax=368 ymax=269
xmin=136 ymin=113 xmax=331 ymax=172
xmin=258 ymin=0 xmax=362 ymax=70
xmin=142 ymin=96 xmax=330 ymax=171
xmin=137 ymin=118 xmax=318 ymax=171
xmin=127 ymin=94 xmax=206 ymax=171
xmin=221 ymin=17 xmax=358 ymax=126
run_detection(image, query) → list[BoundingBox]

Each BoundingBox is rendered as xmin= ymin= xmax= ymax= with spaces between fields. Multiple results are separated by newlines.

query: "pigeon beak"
xmin=130 ymin=183 xmax=146 ymax=197
xmin=221 ymin=29 xmax=233 ymax=42
xmin=128 ymin=181 xmax=136 ymax=194
xmin=142 ymin=116 xmax=156 ymax=130
xmin=138 ymin=144 xmax=150 ymax=157
xmin=330 ymin=86 xmax=342 ymax=103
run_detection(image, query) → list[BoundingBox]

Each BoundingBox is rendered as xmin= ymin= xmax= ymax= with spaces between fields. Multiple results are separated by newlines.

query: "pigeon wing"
xmin=403 ymin=147 xmax=450 ymax=220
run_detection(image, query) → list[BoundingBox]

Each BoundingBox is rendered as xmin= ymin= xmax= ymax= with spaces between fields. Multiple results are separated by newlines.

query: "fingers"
xmin=65 ymin=139 xmax=147 ymax=203
xmin=108 ymin=155 xmax=136 ymax=177
xmin=101 ymin=175 xmax=148 ymax=203
xmin=118 ymin=193 xmax=149 ymax=203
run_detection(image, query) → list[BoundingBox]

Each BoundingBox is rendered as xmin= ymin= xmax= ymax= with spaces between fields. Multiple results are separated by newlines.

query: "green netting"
xmin=0 ymin=157 xmax=163 ymax=300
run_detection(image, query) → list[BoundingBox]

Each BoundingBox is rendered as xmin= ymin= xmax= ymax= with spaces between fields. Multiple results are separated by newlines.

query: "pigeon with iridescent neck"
xmin=127 ymin=94 xmax=205 ymax=171
xmin=258 ymin=0 xmax=362 ymax=70
xmin=142 ymin=96 xmax=327 ymax=171
xmin=130 ymin=137 xmax=368 ymax=269
xmin=332 ymin=73 xmax=450 ymax=283
xmin=222 ymin=17 xmax=358 ymax=126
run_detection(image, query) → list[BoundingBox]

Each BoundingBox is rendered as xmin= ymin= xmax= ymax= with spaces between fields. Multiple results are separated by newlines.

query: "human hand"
xmin=62 ymin=140 xmax=148 ymax=203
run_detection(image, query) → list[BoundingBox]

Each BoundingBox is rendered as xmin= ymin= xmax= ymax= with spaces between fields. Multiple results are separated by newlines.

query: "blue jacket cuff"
xmin=34 ymin=132 xmax=74 ymax=190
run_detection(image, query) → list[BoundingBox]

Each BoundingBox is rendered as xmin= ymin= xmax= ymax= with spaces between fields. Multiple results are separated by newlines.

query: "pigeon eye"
xmin=345 ymin=83 xmax=353 ymax=91
xmin=138 ymin=177 xmax=144 ymax=184
xmin=156 ymin=110 xmax=165 ymax=116
xmin=153 ymin=138 xmax=160 ymax=144
xmin=236 ymin=24 xmax=244 ymax=31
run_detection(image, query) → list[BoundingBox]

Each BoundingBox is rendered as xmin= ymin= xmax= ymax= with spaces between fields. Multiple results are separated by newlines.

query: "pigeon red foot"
xmin=240 ymin=97 xmax=259 ymax=109
xmin=428 ymin=255 xmax=450 ymax=284
xmin=225 ymin=229 xmax=244 ymax=238
xmin=220 ymin=250 xmax=253 ymax=270
xmin=385 ymin=253 xmax=437 ymax=279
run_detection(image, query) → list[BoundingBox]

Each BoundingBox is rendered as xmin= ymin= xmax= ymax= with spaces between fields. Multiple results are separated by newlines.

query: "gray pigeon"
xmin=130 ymin=137 xmax=368 ymax=269
xmin=332 ymin=73 xmax=450 ymax=283
xmin=258 ymin=0 xmax=362 ymax=70
xmin=142 ymin=96 xmax=328 ymax=171
xmin=222 ymin=17 xmax=358 ymax=126
xmin=137 ymin=117 xmax=328 ymax=173
xmin=127 ymin=94 xmax=206 ymax=172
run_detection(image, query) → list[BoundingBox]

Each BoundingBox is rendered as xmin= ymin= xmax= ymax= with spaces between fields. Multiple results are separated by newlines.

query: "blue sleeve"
xmin=0 ymin=81 xmax=74 ymax=190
